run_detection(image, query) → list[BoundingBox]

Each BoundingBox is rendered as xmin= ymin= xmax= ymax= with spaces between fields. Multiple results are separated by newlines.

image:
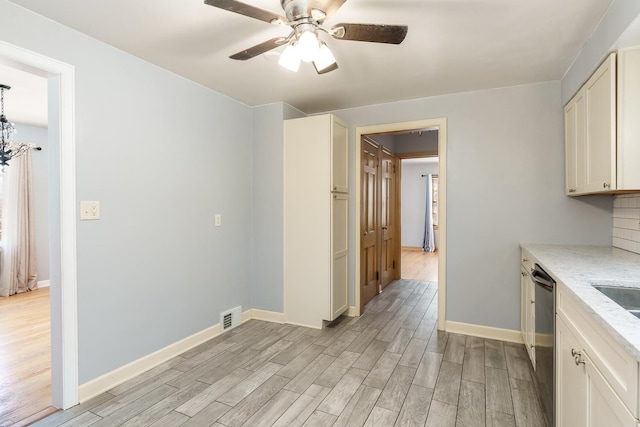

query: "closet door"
xmin=331 ymin=193 xmax=349 ymax=319
xmin=380 ymin=148 xmax=397 ymax=289
xmin=361 ymin=138 xmax=379 ymax=309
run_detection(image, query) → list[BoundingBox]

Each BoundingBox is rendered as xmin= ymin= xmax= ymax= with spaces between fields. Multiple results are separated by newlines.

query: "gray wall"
xmin=561 ymin=0 xmax=640 ymax=103
xmin=393 ymin=131 xmax=438 ymax=154
xmin=401 ymin=162 xmax=439 ymax=248
xmin=13 ymin=124 xmax=49 ymax=282
xmin=250 ymin=103 xmax=304 ymax=312
xmin=1 ymin=1 xmax=254 ymax=383
xmin=330 ymin=81 xmax=612 ymax=331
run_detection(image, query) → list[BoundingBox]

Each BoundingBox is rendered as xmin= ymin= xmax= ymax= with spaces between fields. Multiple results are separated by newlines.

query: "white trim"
xmin=38 ymin=280 xmax=51 ymax=288
xmin=355 ymin=118 xmax=447 ymax=329
xmin=0 ymin=41 xmax=78 ymax=409
xmin=249 ymin=308 xmax=286 ymax=323
xmin=77 ymin=308 xmax=290 ymax=401
xmin=445 ymin=320 xmax=524 ymax=344
xmin=347 ymin=306 xmax=358 ymax=317
xmin=78 ymin=322 xmax=223 ymax=402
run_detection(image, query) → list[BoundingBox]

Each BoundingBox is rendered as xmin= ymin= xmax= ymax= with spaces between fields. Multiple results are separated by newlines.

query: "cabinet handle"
xmin=568 ymin=188 xmax=576 ymax=193
xmin=603 ymin=182 xmax=610 ymax=189
xmin=571 ymin=348 xmax=586 ymax=366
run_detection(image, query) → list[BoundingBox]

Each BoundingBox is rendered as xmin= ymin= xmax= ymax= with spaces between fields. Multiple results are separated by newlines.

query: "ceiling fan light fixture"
xmin=278 ymin=43 xmax=301 ymax=72
xmin=313 ymin=43 xmax=337 ymax=72
xmin=297 ymin=30 xmax=320 ymax=62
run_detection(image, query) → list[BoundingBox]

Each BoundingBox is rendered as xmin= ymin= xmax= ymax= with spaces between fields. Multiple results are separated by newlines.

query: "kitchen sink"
xmin=593 ymin=285 xmax=640 ymax=319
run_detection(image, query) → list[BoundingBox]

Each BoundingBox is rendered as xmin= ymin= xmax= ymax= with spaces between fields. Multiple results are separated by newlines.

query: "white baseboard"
xmin=249 ymin=309 xmax=286 ymax=324
xmin=347 ymin=306 xmax=359 ymax=317
xmin=445 ymin=320 xmax=524 ymax=344
xmin=78 ymin=308 xmax=288 ymax=402
xmin=38 ymin=280 xmax=50 ymax=288
xmin=79 ymin=321 xmax=224 ymax=402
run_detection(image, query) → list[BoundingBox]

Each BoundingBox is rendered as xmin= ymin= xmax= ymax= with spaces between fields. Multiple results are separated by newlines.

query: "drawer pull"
xmin=571 ymin=348 xmax=585 ymax=366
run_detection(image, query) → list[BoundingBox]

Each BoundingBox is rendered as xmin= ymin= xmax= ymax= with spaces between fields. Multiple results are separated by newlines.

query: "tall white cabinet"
xmin=284 ymin=114 xmax=349 ymax=329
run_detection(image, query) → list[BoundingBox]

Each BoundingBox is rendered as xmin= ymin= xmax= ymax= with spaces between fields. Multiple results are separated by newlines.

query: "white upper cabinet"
xmin=584 ymin=53 xmax=616 ymax=193
xmin=564 ymin=88 xmax=585 ymax=195
xmin=617 ymin=46 xmax=640 ymax=190
xmin=565 ymin=48 xmax=640 ymax=195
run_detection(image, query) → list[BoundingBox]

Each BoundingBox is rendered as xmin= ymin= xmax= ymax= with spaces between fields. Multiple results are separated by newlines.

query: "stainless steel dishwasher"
xmin=532 ymin=263 xmax=555 ymax=427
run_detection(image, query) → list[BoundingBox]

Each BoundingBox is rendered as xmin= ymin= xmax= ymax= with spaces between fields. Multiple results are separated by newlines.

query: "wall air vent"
xmin=220 ymin=306 xmax=242 ymax=332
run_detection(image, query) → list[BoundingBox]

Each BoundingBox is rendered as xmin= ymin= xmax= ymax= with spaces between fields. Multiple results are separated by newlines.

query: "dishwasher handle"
xmin=532 ymin=264 xmax=555 ymax=291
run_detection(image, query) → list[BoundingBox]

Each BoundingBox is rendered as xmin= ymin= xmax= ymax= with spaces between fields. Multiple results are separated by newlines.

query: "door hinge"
xmin=376 ymin=271 xmax=379 ymax=281
xmin=392 ymin=260 xmax=395 ymax=269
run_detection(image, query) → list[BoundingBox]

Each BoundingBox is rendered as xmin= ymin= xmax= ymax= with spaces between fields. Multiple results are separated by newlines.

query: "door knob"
xmin=363 ymin=231 xmax=368 ymax=236
xmin=382 ymin=226 xmax=388 ymax=230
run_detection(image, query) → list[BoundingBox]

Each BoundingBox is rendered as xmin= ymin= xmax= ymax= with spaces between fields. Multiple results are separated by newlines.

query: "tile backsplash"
xmin=613 ymin=194 xmax=640 ymax=255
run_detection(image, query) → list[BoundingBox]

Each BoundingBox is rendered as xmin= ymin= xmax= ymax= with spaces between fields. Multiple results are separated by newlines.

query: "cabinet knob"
xmin=334 ymin=194 xmax=337 ymax=199
xmin=530 ymin=300 xmax=534 ymax=304
xmin=333 ymin=186 xmax=337 ymax=190
xmin=569 ymin=188 xmax=576 ymax=193
xmin=523 ymin=258 xmax=529 ymax=263
xmin=603 ymin=182 xmax=610 ymax=189
xmin=571 ymin=348 xmax=586 ymax=365
xmin=521 ymin=271 xmax=526 ymax=277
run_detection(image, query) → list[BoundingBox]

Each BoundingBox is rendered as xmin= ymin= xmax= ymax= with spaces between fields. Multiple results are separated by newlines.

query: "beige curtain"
xmin=0 ymin=150 xmax=37 ymax=297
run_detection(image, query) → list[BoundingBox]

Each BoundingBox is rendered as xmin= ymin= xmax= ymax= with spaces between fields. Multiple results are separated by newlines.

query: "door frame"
xmin=355 ymin=118 xmax=447 ymax=331
xmin=0 ymin=41 xmax=79 ymax=408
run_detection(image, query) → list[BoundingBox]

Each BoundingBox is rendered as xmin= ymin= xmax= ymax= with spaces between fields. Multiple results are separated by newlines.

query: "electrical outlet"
xmin=80 ymin=201 xmax=100 ymax=220
xmin=215 ymin=213 xmax=222 ymax=227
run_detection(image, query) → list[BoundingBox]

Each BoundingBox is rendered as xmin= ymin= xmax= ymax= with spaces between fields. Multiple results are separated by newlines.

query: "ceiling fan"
xmin=204 ymin=0 xmax=408 ymax=74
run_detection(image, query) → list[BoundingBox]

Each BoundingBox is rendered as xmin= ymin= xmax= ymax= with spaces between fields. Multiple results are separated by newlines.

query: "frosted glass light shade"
xmin=313 ymin=44 xmax=337 ymax=72
xmin=279 ymin=44 xmax=301 ymax=72
xmin=298 ymin=31 xmax=320 ymax=62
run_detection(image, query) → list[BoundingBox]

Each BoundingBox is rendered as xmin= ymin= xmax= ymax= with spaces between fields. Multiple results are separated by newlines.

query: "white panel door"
xmin=331 ymin=193 xmax=349 ymax=320
xmin=584 ymin=53 xmax=616 ymax=193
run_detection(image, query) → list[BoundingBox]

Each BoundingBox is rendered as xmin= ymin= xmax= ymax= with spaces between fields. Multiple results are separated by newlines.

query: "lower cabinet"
xmin=556 ymin=316 xmax=637 ymax=427
xmin=520 ymin=254 xmax=535 ymax=367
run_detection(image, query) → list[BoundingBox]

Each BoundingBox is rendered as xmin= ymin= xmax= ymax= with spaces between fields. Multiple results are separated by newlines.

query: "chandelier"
xmin=0 ymin=84 xmax=40 ymax=171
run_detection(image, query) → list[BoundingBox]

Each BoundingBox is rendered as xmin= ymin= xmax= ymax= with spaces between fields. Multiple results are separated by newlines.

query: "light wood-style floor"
xmin=34 ymin=279 xmax=546 ymax=427
xmin=0 ymin=287 xmax=56 ymax=427
xmin=401 ymin=249 xmax=438 ymax=283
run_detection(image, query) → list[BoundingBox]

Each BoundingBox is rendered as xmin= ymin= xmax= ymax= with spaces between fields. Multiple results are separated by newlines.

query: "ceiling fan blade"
xmin=307 ymin=0 xmax=346 ymax=21
xmin=331 ymin=23 xmax=408 ymax=44
xmin=313 ymin=61 xmax=339 ymax=74
xmin=204 ymin=0 xmax=287 ymax=24
xmin=230 ymin=37 xmax=286 ymax=60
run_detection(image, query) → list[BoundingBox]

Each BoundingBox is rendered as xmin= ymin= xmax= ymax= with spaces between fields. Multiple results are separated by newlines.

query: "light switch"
xmin=215 ymin=213 xmax=222 ymax=227
xmin=80 ymin=201 xmax=100 ymax=220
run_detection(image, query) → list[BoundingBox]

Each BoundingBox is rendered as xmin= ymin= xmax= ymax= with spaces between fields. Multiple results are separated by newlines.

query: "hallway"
xmin=401 ymin=249 xmax=438 ymax=283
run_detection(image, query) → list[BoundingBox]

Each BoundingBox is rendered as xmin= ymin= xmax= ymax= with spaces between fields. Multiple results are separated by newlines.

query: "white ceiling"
xmin=6 ymin=0 xmax=615 ymax=119
xmin=0 ymin=63 xmax=47 ymax=127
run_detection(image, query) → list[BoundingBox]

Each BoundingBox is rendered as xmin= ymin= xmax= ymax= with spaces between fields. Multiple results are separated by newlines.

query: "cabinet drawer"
xmin=521 ymin=250 xmax=533 ymax=273
xmin=557 ymin=285 xmax=639 ymax=416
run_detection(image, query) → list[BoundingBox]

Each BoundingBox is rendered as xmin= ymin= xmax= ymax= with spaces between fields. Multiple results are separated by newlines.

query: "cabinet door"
xmin=331 ymin=193 xmax=349 ymax=320
xmin=584 ymin=53 xmax=617 ymax=193
xmin=331 ymin=117 xmax=349 ymax=193
xmin=525 ymin=275 xmax=535 ymax=366
xmin=565 ymin=88 xmax=585 ymax=195
xmin=617 ymin=47 xmax=640 ymax=190
xmin=556 ymin=316 xmax=587 ymax=427
xmin=585 ymin=354 xmax=637 ymax=427
xmin=521 ymin=267 xmax=527 ymax=343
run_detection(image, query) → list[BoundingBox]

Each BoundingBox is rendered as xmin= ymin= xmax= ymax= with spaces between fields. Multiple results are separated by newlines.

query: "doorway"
xmin=0 ymin=40 xmax=79 ymax=413
xmin=355 ymin=118 xmax=447 ymax=331
xmin=399 ymin=156 xmax=439 ymax=283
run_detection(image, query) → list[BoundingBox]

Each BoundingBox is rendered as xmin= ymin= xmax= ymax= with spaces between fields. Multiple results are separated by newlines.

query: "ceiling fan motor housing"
xmin=281 ymin=0 xmax=314 ymax=23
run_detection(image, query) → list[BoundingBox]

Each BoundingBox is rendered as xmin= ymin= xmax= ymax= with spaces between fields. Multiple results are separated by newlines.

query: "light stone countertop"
xmin=520 ymin=244 xmax=640 ymax=362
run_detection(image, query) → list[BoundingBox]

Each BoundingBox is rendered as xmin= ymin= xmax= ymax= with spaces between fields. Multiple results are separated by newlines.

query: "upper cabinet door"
xmin=584 ymin=53 xmax=617 ymax=193
xmin=331 ymin=116 xmax=349 ymax=193
xmin=565 ymin=88 xmax=586 ymax=195
xmin=617 ymin=47 xmax=640 ymax=190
